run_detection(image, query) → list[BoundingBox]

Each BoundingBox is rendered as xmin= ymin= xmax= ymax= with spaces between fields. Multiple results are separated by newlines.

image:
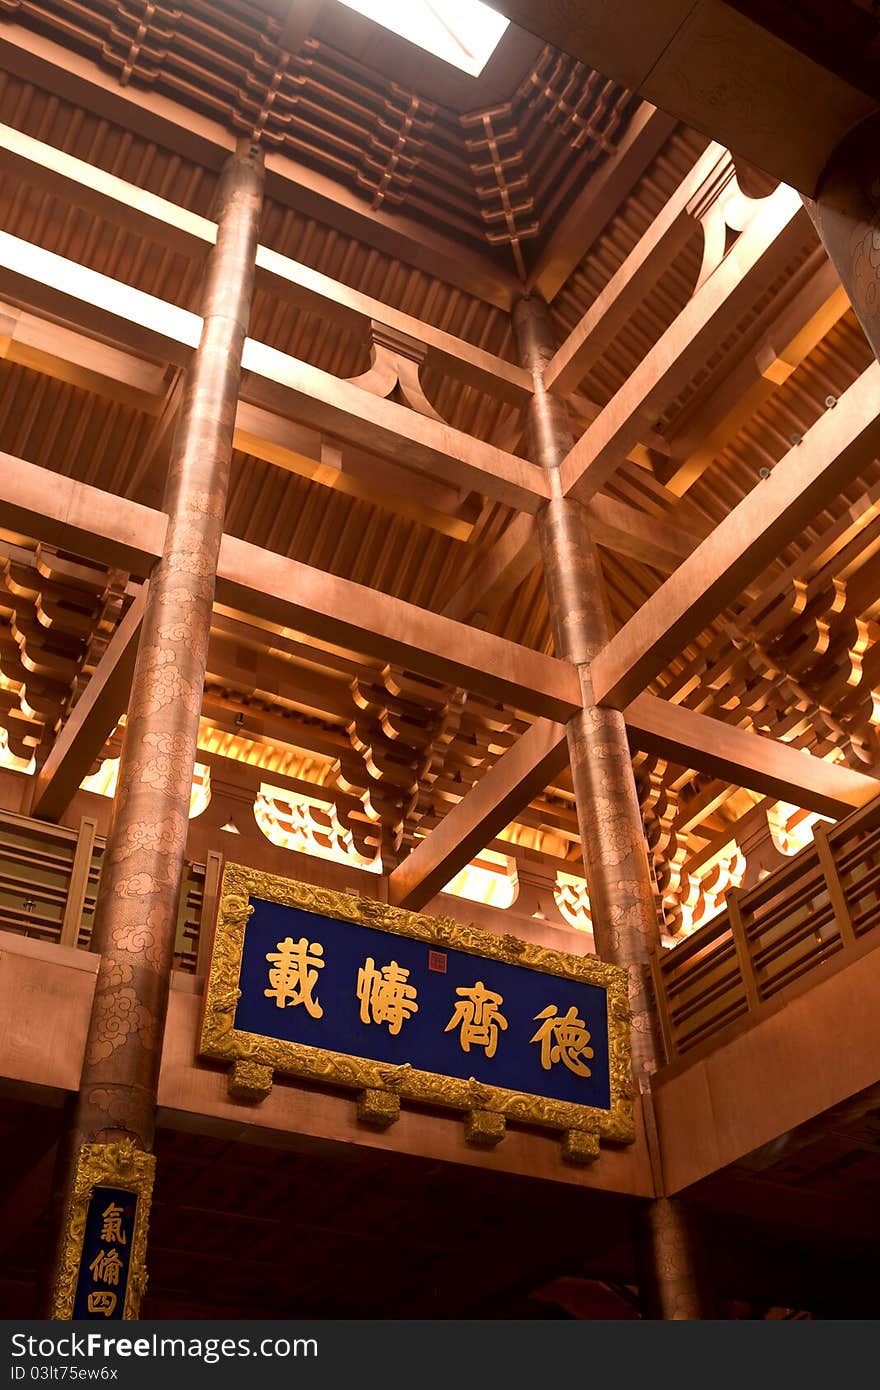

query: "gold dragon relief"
xmin=199 ymin=862 xmax=635 ymax=1161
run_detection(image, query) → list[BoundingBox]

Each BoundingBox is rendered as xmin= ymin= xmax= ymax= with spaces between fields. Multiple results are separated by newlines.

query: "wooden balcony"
xmin=652 ymin=795 xmax=880 ymax=1064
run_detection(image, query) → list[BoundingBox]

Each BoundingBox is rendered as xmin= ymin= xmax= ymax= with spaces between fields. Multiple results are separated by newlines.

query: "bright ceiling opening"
xmin=336 ymin=0 xmax=510 ymax=76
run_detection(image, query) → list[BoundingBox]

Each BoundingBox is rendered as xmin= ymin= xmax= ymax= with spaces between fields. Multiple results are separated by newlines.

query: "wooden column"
xmin=513 ymin=292 xmax=713 ymax=1319
xmin=48 ymin=144 xmax=264 ymax=1314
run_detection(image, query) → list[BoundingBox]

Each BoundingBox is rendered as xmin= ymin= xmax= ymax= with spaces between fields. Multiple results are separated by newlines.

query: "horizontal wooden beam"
xmin=388 ymin=718 xmax=569 ymax=910
xmin=626 ymin=694 xmax=879 ymax=818
xmin=0 ymin=27 xmax=521 ymax=310
xmin=559 ymin=185 xmax=809 ymax=501
xmin=0 ymin=120 xmax=530 ymax=405
xmin=31 ymin=585 xmax=148 ymax=821
xmin=241 ymin=343 xmax=549 ymax=513
xmin=592 ymin=362 xmax=880 ymax=708
xmin=0 ymin=231 xmax=546 ymax=513
xmin=0 ymin=450 xmax=166 ymax=574
xmin=0 ymin=455 xmax=576 ymax=718
xmin=215 ymin=535 xmax=580 ymax=720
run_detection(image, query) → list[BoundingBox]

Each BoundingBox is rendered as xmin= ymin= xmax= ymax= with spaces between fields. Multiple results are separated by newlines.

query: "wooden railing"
xmin=6 ymin=793 xmax=880 ymax=1062
xmin=652 ymin=795 xmax=880 ymax=1063
xmin=0 ymin=810 xmax=222 ymax=974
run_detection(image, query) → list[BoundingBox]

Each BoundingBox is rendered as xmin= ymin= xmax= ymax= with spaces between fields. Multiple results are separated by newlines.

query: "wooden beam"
xmin=215 ymin=535 xmax=580 ymax=720
xmin=660 ymin=259 xmax=849 ymax=496
xmin=0 ymin=450 xmax=166 ymax=574
xmin=0 ymin=119 xmax=530 ymax=404
xmin=527 ymin=103 xmax=677 ymax=302
xmin=441 ymin=513 xmax=539 ymax=623
xmin=241 ymin=345 xmax=548 ymax=513
xmin=440 ymin=495 xmax=705 ymax=624
xmin=0 ymin=300 xmax=166 ymax=412
xmin=592 ymin=362 xmax=880 ymax=709
xmin=388 ymin=718 xmax=569 ymax=910
xmin=0 ymin=455 xmax=577 ymax=718
xmin=588 ymin=495 xmax=704 ymax=572
xmin=0 ymin=305 xmax=476 ymax=539
xmin=30 ymin=586 xmax=149 ymax=822
xmin=0 ymin=28 xmax=522 ymax=310
xmin=559 ymin=185 xmax=809 ymax=501
xmin=625 ymin=694 xmax=879 ymax=818
xmin=0 ymin=231 xmax=546 ymax=512
xmin=545 ymin=140 xmax=727 ymax=395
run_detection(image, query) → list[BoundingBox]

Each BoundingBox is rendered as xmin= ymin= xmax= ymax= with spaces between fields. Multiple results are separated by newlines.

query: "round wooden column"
xmin=513 ymin=292 xmax=713 ymax=1319
xmin=48 ymin=145 xmax=264 ymax=1307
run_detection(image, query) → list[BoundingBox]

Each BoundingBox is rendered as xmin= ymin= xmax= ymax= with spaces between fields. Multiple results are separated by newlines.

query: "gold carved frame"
xmin=51 ymin=1139 xmax=155 ymax=1320
xmin=200 ymin=863 xmax=634 ymax=1151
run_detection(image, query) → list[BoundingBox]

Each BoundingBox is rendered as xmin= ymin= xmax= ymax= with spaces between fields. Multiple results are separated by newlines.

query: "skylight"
xmin=336 ymin=0 xmax=509 ymax=77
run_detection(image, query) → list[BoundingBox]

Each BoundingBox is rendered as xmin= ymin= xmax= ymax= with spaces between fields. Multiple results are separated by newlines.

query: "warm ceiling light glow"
xmin=336 ymin=0 xmax=509 ymax=76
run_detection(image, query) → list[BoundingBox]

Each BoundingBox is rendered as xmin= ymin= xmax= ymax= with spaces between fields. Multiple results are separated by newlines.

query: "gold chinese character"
xmin=445 ymin=981 xmax=508 ymax=1058
xmin=357 ymin=956 xmax=418 ymax=1035
xmin=86 ymin=1291 xmax=117 ymax=1317
xmin=88 ymin=1248 xmax=124 ymax=1287
xmin=530 ymin=1004 xmax=594 ymax=1076
xmin=264 ymin=936 xmax=324 ymax=1017
xmin=99 ymin=1202 xmax=127 ymax=1246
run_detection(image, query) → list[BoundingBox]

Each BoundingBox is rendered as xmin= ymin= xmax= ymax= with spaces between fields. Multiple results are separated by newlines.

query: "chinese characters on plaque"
xmin=71 ymin=1186 xmax=138 ymax=1320
xmin=264 ymin=937 xmax=594 ymax=1076
xmin=226 ymin=889 xmax=614 ymax=1115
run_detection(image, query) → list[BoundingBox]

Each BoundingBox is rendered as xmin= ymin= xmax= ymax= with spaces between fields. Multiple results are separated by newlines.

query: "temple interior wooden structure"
xmin=2 ymin=0 xmax=880 ymax=1319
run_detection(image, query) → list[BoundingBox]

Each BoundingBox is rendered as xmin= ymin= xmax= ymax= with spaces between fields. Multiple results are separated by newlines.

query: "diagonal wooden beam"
xmin=390 ymin=680 xmax=880 ymax=909
xmin=388 ymin=718 xmax=569 ymax=910
xmin=625 ymin=694 xmax=879 ymax=818
xmin=592 ymin=362 xmax=880 ymax=709
xmin=545 ymin=140 xmax=728 ymax=396
xmin=441 ymin=513 xmax=539 ymax=623
xmin=30 ymin=585 xmax=149 ymax=821
xmin=440 ymin=494 xmax=705 ymax=625
xmin=527 ymin=103 xmax=677 ymax=302
xmin=559 ymin=184 xmax=809 ymax=501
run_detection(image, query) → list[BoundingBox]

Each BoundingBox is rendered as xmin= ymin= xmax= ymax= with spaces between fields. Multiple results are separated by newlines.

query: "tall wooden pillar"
xmin=48 ymin=144 xmax=264 ymax=1318
xmin=805 ymin=113 xmax=880 ymax=362
xmin=513 ymin=293 xmax=713 ymax=1319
